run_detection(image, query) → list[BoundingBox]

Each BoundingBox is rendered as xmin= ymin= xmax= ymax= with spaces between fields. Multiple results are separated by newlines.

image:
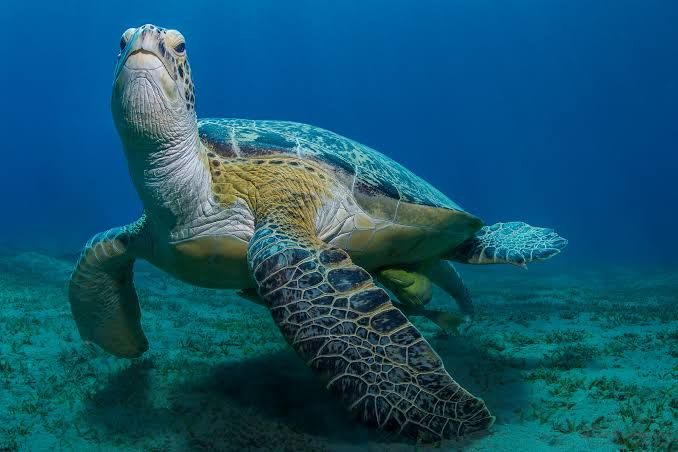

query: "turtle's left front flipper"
xmin=448 ymin=221 xmax=568 ymax=267
xmin=248 ymin=222 xmax=494 ymax=441
xmin=69 ymin=216 xmax=150 ymax=358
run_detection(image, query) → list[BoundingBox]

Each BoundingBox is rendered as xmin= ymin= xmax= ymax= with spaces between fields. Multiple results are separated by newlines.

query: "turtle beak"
xmin=112 ymin=26 xmax=179 ymax=104
xmin=113 ymin=26 xmax=174 ymax=83
xmin=113 ymin=28 xmax=142 ymax=82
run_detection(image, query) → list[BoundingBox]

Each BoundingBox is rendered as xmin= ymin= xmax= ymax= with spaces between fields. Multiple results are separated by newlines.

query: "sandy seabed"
xmin=0 ymin=250 xmax=676 ymax=451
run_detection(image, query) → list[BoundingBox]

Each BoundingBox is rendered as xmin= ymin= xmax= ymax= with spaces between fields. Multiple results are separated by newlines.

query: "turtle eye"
xmin=174 ymin=42 xmax=186 ymax=53
xmin=119 ymin=28 xmax=136 ymax=52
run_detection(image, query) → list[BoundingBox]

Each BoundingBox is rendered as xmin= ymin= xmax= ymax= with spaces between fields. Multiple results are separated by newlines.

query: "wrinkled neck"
xmin=118 ymin=111 xmax=210 ymax=229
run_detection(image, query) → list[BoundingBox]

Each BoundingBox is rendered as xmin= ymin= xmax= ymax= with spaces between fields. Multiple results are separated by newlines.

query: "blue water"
xmin=1 ymin=0 xmax=676 ymax=265
xmin=1 ymin=2 xmax=677 ymax=451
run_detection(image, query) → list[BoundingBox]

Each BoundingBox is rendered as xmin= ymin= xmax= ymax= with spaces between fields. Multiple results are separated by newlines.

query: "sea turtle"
xmin=69 ymin=24 xmax=567 ymax=442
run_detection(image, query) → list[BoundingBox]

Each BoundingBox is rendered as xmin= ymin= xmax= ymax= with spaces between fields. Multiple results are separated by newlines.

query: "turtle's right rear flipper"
xmin=448 ymin=221 xmax=567 ymax=267
xmin=397 ymin=303 xmax=466 ymax=334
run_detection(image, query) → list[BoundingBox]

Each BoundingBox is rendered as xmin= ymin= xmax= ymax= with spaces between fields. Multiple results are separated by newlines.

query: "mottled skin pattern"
xmin=248 ymin=223 xmax=492 ymax=440
xmin=69 ymin=24 xmax=567 ymax=443
xmin=449 ymin=221 xmax=568 ymax=267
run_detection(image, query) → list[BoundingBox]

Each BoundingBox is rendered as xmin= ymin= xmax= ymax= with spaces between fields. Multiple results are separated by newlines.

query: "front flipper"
xmin=448 ymin=221 xmax=568 ymax=267
xmin=248 ymin=223 xmax=494 ymax=441
xmin=68 ymin=216 xmax=149 ymax=358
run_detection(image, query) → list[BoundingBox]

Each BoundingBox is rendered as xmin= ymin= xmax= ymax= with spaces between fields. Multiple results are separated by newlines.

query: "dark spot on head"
xmin=178 ymin=65 xmax=184 ymax=78
xmin=270 ymin=160 xmax=284 ymax=164
xmin=214 ymin=171 xmax=221 ymax=176
xmin=207 ymin=152 xmax=216 ymax=158
xmin=255 ymin=160 xmax=265 ymax=164
xmin=305 ymin=166 xmax=315 ymax=172
xmin=289 ymin=161 xmax=300 ymax=166
xmin=212 ymin=160 xmax=220 ymax=166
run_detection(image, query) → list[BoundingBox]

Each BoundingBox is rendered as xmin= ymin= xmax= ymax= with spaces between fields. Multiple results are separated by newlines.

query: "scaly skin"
xmin=449 ymin=221 xmax=568 ymax=267
xmin=69 ymin=24 xmax=567 ymax=443
xmin=248 ymin=222 xmax=494 ymax=441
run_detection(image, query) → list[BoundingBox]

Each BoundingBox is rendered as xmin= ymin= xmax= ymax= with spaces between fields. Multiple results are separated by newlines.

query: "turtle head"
xmin=111 ymin=24 xmax=196 ymax=148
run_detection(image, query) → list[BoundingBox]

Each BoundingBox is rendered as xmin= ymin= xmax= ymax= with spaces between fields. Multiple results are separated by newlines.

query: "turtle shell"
xmin=198 ymin=118 xmax=481 ymax=237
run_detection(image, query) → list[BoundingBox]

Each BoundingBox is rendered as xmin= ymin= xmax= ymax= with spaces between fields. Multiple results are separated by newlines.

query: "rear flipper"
xmin=424 ymin=260 xmax=474 ymax=317
xmin=377 ymin=263 xmax=473 ymax=326
xmin=448 ymin=221 xmax=568 ymax=267
xmin=400 ymin=305 xmax=467 ymax=334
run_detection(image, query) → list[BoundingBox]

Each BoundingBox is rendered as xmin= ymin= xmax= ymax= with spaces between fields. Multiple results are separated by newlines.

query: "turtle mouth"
xmin=114 ymin=45 xmax=174 ymax=85
xmin=113 ymin=49 xmax=178 ymax=106
xmin=124 ymin=49 xmax=164 ymax=71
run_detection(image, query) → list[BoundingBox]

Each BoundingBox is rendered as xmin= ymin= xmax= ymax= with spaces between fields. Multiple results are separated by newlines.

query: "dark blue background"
xmin=1 ymin=0 xmax=676 ymax=266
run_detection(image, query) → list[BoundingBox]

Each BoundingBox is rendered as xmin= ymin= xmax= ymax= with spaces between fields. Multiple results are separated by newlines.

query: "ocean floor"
xmin=0 ymin=250 xmax=676 ymax=451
